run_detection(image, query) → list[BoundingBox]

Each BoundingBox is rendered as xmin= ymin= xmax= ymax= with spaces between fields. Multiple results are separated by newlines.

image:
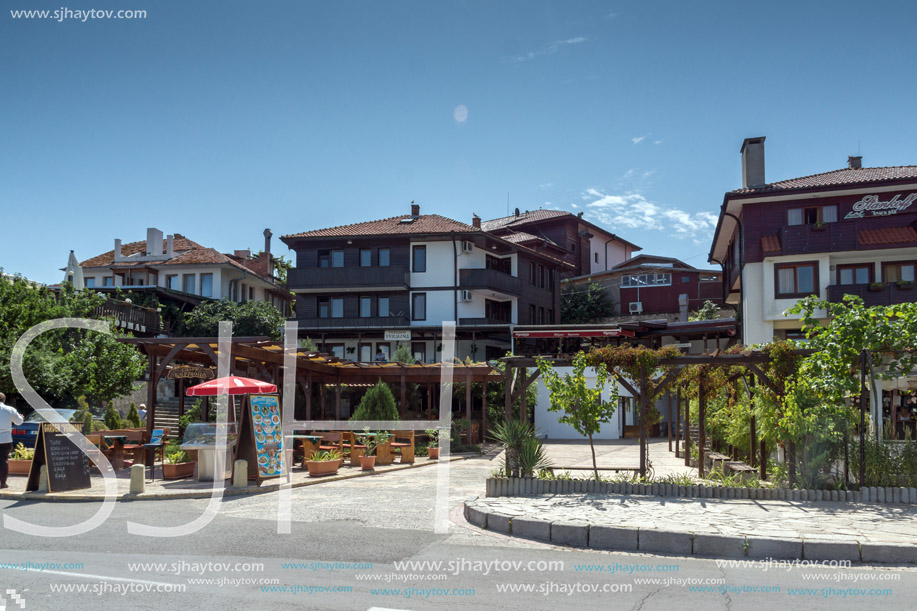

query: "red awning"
xmin=186 ymin=376 xmax=277 ymax=396
xmin=513 ymin=329 xmax=636 ymax=339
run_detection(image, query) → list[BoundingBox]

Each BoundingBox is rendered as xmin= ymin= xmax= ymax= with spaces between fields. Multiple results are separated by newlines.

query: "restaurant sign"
xmin=384 ymin=330 xmax=412 ymax=341
xmin=844 ymin=193 xmax=917 ymax=220
xmin=166 ymin=365 xmax=215 ymax=380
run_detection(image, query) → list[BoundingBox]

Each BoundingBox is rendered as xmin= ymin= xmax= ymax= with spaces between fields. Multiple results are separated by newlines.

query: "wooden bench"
xmin=706 ymin=452 xmax=731 ymax=472
xmin=545 ymin=466 xmax=641 ymax=475
xmin=390 ymin=430 xmax=415 ymax=464
xmin=725 ymin=461 xmax=758 ymax=482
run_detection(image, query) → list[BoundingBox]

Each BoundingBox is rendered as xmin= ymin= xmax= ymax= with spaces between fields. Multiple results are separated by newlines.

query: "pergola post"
xmin=465 ymin=370 xmax=472 ymax=422
xmin=666 ymin=389 xmax=672 ymax=453
xmin=675 ymin=386 xmax=681 ymax=458
xmin=306 ymin=371 xmax=312 ymax=420
xmin=178 ymin=378 xmax=185 ymax=419
xmin=335 ymin=383 xmax=342 ymax=420
xmin=749 ymin=415 xmax=757 ymax=467
xmin=519 ymin=367 xmax=527 ymax=424
xmin=698 ymin=367 xmax=706 ymax=478
xmin=400 ymin=370 xmax=407 ymax=419
xmin=481 ymin=380 xmax=488 ymax=440
xmin=638 ymin=363 xmax=648 ymax=478
xmin=146 ymin=354 xmax=158 ymax=435
xmin=504 ymin=365 xmax=513 ymax=423
xmin=320 ymin=383 xmax=326 ymax=420
xmin=683 ymin=384 xmax=691 ymax=467
xmin=427 ymin=383 xmax=433 ymax=419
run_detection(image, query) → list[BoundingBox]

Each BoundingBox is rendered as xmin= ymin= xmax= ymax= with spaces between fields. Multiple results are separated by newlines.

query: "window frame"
xmin=529 ymin=262 xmax=536 ymax=286
xmin=182 ymin=273 xmax=196 ymax=294
xmin=412 ymin=292 xmax=426 ymax=321
xmin=378 ymin=296 xmax=390 ymax=317
xmin=836 ymin=263 xmax=873 ymax=286
xmin=359 ymin=296 xmax=373 ymax=318
xmin=411 ymin=342 xmax=426 ymax=364
xmin=787 ymin=204 xmax=839 ymax=226
xmin=412 ymin=245 xmax=426 ymax=273
xmin=774 ymin=261 xmax=820 ymax=298
xmin=331 ymin=250 xmax=344 ymax=268
xmin=378 ymin=248 xmax=390 ymax=267
xmin=882 ymin=260 xmax=917 ymax=283
xmin=200 ymin=273 xmax=214 ymax=298
xmin=360 ymin=249 xmax=372 ymax=267
xmin=331 ymin=297 xmax=344 ymax=318
xmin=318 ymin=297 xmax=330 ymax=318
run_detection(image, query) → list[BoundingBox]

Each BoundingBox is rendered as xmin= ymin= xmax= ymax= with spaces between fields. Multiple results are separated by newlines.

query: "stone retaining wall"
xmin=484 ymin=477 xmax=917 ymax=505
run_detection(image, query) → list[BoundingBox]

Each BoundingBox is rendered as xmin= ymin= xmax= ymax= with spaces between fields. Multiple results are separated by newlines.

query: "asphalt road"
xmin=1 ymin=456 xmax=914 ymax=610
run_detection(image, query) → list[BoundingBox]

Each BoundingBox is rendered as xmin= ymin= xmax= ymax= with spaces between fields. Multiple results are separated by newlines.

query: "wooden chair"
xmin=122 ymin=430 xmax=148 ymax=464
xmin=390 ymin=430 xmax=415 ymax=464
xmin=375 ymin=433 xmax=394 ymax=466
xmin=317 ymin=432 xmax=344 ymax=455
xmin=342 ymin=432 xmax=366 ymax=466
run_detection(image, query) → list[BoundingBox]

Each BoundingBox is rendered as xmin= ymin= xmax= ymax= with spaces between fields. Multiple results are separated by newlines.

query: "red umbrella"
xmin=186 ymin=375 xmax=277 ymax=396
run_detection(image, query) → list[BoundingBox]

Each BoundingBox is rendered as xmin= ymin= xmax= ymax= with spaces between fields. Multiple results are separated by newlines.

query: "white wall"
xmin=410 ymin=241 xmax=455 ymax=288
xmin=534 ymin=367 xmax=632 ymax=440
xmin=593 ymin=236 xmax=630 ymax=274
xmin=411 ymin=289 xmax=454 ymax=326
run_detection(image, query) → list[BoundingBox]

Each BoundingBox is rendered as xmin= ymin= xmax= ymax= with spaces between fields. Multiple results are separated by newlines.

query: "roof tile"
xmin=761 ymin=235 xmax=782 ymax=253
xmin=858 ymin=226 xmax=917 ymax=246
xmin=281 ymin=214 xmax=479 ymax=239
xmin=731 ymin=166 xmax=917 ymax=195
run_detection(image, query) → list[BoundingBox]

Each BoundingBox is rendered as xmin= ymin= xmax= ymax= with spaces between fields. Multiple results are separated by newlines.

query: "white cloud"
xmin=508 ymin=37 xmax=587 ymax=64
xmin=453 ymin=104 xmax=468 ymax=123
xmin=538 ymin=182 xmax=554 ymax=190
xmin=653 ymin=140 xmax=663 ymax=145
xmin=631 ymin=136 xmax=646 ymax=144
xmin=581 ymin=188 xmax=718 ymax=241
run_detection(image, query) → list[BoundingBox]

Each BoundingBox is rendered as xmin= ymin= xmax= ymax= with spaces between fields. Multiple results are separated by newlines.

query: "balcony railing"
xmin=93 ymin=299 xmax=161 ymax=335
xmin=826 ymin=283 xmax=917 ymax=307
xmin=458 ymin=268 xmax=522 ymax=296
xmin=288 ymin=265 xmax=409 ymax=290
xmin=295 ymin=316 xmax=409 ymax=329
xmin=458 ymin=317 xmax=512 ymax=326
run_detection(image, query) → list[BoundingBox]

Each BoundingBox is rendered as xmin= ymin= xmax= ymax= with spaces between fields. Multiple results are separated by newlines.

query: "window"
xmin=200 ymin=273 xmax=213 ymax=297
xmin=248 ymin=286 xmax=254 ymax=301
xmin=681 ymin=275 xmax=690 ymax=283
xmin=485 ymin=299 xmax=511 ymax=323
xmin=883 ymin=262 xmax=916 ymax=283
xmin=412 ymin=342 xmax=426 ymax=364
xmin=700 ymin=275 xmax=719 ymax=282
xmin=102 ymin=276 xmax=114 ymax=287
xmin=549 ymin=269 xmax=555 ymax=290
xmin=85 ymin=277 xmax=96 ymax=288
xmin=166 ymin=275 xmax=178 ymax=290
xmin=318 ymin=250 xmax=330 ymax=267
xmin=548 ymin=308 xmax=554 ymax=323
xmin=539 ymin=265 xmax=545 ymax=289
xmin=376 ymin=344 xmax=390 ymax=361
xmin=775 ymin=262 xmax=818 ymax=297
xmin=538 ymin=307 xmax=545 ymax=325
xmin=331 ymin=297 xmax=344 ymax=318
xmin=837 ymin=264 xmax=872 ymax=285
xmin=331 ymin=250 xmax=344 ymax=268
xmin=788 ymin=204 xmax=838 ymax=226
xmin=412 ymin=245 xmax=426 ymax=272
xmin=412 ymin=293 xmax=426 ymax=320
xmin=183 ymin=274 xmax=195 ymax=294
xmin=529 ymin=304 xmax=536 ymax=324
xmin=622 ymin=273 xmax=671 ymax=287
xmin=529 ymin=262 xmax=536 ymax=285
xmin=326 ymin=344 xmax=345 ymax=359
xmin=486 ymin=255 xmax=511 ymax=274
xmin=360 ymin=249 xmax=372 ymax=267
xmin=378 ymin=296 xmax=390 ymax=317
xmin=318 ymin=297 xmax=330 ymax=318
xmin=378 ymin=248 xmax=390 ymax=267
xmin=595 ymin=252 xmax=599 ymax=263
xmin=359 ymin=296 xmax=372 ymax=317
xmin=359 ymin=344 xmax=373 ymax=362
xmin=240 ymin=283 xmax=246 ymax=302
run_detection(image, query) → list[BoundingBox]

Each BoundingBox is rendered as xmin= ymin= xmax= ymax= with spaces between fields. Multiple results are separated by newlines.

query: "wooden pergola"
xmin=503 ymin=349 xmax=813 ymax=478
xmin=122 ymin=337 xmax=500 ymax=435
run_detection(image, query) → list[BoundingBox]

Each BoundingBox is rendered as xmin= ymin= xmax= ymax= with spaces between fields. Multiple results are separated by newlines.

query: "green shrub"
xmin=351 ymin=379 xmax=400 ymax=422
xmin=126 ymin=402 xmax=141 ymax=427
xmin=103 ymin=404 xmax=122 ymax=430
xmin=82 ymin=411 xmax=93 ymax=434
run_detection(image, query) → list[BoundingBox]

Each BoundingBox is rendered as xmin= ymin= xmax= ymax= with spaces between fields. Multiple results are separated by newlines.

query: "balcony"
xmin=288 ymin=265 xmax=409 ymax=292
xmin=458 ymin=268 xmax=522 ymax=296
xmin=295 ymin=316 xmax=409 ymax=329
xmin=826 ymin=283 xmax=917 ymax=308
xmin=458 ymin=317 xmax=512 ymax=326
xmin=93 ymin=299 xmax=161 ymax=335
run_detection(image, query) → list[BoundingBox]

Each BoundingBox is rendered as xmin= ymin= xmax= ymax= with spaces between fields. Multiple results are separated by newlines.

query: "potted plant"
xmin=896 ymin=280 xmax=914 ymax=290
xmin=162 ymin=445 xmax=195 ymax=479
xmin=7 ymin=443 xmax=34 ymax=475
xmin=869 ymin=282 xmax=885 ymax=292
xmin=425 ymin=428 xmax=441 ymax=460
xmin=812 ymin=220 xmax=826 ymax=231
xmin=305 ymin=449 xmax=343 ymax=476
xmin=355 ymin=428 xmax=391 ymax=471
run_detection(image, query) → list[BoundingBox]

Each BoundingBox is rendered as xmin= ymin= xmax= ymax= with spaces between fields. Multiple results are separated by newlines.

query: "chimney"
xmin=263 ymin=228 xmax=273 ymax=255
xmin=410 ymin=201 xmax=420 ymax=217
xmin=146 ymin=228 xmax=163 ymax=256
xmin=514 ymin=207 xmax=520 ymax=217
xmin=472 ymin=215 xmax=481 ymax=229
xmin=114 ymin=239 xmax=122 ymax=261
xmin=848 ymin=155 xmax=862 ymax=170
xmin=166 ymin=234 xmax=174 ymax=258
xmin=740 ymin=137 xmax=766 ymax=188
xmin=234 ymin=249 xmax=251 ymax=260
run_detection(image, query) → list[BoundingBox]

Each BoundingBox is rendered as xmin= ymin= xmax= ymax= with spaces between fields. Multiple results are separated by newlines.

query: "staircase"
xmin=153 ymin=399 xmax=181 ymax=432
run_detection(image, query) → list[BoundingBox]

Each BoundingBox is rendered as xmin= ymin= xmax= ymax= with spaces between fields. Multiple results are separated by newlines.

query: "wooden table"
xmin=103 ymin=435 xmax=127 ymax=470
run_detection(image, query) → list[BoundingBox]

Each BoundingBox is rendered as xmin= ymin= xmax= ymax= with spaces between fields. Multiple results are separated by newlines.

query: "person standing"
xmin=0 ymin=393 xmax=25 ymax=489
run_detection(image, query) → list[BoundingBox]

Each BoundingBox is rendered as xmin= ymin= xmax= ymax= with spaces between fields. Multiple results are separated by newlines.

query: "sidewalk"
xmin=465 ymin=493 xmax=917 ymax=564
xmin=541 ymin=438 xmax=697 ymax=478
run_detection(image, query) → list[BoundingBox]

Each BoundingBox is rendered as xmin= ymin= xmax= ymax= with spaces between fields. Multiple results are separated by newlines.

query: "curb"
xmin=464 ymin=500 xmax=917 ymax=565
xmin=0 ymin=455 xmax=467 ymax=503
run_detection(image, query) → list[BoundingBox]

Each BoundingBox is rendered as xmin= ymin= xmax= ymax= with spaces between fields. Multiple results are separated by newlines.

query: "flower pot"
xmin=7 ymin=459 xmax=32 ymax=475
xmin=360 ymin=455 xmax=376 ymax=470
xmin=163 ymin=461 xmax=195 ymax=480
xmin=428 ymin=447 xmax=440 ymax=460
xmin=306 ymin=460 xmax=340 ymax=477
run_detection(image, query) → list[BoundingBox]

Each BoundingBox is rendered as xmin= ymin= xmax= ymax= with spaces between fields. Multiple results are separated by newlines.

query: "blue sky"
xmin=3 ymin=0 xmax=916 ymax=283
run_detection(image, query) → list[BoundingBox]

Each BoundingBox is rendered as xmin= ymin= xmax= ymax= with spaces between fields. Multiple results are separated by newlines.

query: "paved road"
xmin=1 ymin=455 xmax=914 ymax=610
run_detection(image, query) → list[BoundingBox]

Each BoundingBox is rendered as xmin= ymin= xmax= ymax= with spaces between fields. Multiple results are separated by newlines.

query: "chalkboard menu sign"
xmin=235 ymin=394 xmax=285 ymax=482
xmin=26 ymin=422 xmax=92 ymax=493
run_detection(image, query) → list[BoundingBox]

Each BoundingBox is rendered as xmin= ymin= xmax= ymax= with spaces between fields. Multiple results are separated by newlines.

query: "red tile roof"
xmin=282 ymin=214 xmax=479 ymax=239
xmin=761 ymin=235 xmax=781 ymax=254
xmin=731 ymin=166 xmax=917 ymax=194
xmin=502 ymin=231 xmax=548 ymax=244
xmin=80 ymin=235 xmax=204 ymax=267
xmin=858 ymin=226 xmax=917 ymax=246
xmin=481 ymin=209 xmax=571 ymax=231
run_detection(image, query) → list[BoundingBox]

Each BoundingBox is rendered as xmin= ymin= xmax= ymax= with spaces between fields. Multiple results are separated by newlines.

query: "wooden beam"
xmin=335 ymin=383 xmax=342 ymax=420
xmin=481 ymin=380 xmax=488 ymax=440
xmin=154 ymin=343 xmax=185 ymax=380
xmin=146 ymin=354 xmax=157 ymax=435
xmin=504 ymin=365 xmax=514 ymax=422
xmin=698 ymin=368 xmax=706 ymax=478
xmin=400 ymin=370 xmax=407 ymax=419
xmin=466 ymin=370 xmax=472 ymax=422
xmin=674 ymin=386 xmax=681 ymax=458
xmin=683 ymin=384 xmax=691 ymax=467
xmin=744 ymin=363 xmax=781 ymax=396
xmin=666 ymin=389 xmax=672 ymax=453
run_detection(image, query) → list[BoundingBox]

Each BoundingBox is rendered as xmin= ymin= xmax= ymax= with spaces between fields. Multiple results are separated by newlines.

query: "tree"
xmin=180 ymin=299 xmax=285 ymax=340
xmin=351 ymin=379 xmax=400 ymax=421
xmin=126 ymin=402 xmax=141 ymax=427
xmin=103 ymin=404 xmax=122 ymax=429
xmin=0 ymin=275 xmax=146 ymax=406
xmin=392 ymin=343 xmax=414 ymax=364
xmin=560 ymin=281 xmax=615 ymax=323
xmin=689 ymin=300 xmax=721 ymax=321
xmin=535 ymin=353 xmax=619 ymax=479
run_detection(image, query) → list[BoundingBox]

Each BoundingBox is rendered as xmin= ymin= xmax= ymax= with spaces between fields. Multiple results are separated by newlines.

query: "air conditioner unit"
xmin=462 ymin=240 xmax=474 ymax=253
xmin=629 ymin=302 xmax=643 ymax=314
xmin=461 ymin=290 xmax=473 ymax=302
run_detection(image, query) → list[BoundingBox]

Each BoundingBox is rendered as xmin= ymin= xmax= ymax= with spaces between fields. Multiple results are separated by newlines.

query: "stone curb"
xmin=465 ymin=500 xmax=917 ymax=565
xmin=0 ymin=456 xmax=467 ymax=503
xmin=483 ymin=478 xmax=917 ymax=507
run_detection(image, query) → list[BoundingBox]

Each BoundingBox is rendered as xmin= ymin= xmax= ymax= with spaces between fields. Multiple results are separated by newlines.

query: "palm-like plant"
xmin=489 ymin=420 xmax=536 ymax=478
xmin=518 ymin=437 xmax=552 ymax=477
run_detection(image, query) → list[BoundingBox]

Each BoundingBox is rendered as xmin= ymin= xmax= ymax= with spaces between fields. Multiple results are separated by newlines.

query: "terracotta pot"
xmin=428 ymin=447 xmax=440 ymax=460
xmin=306 ymin=460 xmax=340 ymax=477
xmin=7 ymin=459 xmax=32 ymax=475
xmin=360 ymin=455 xmax=376 ymax=470
xmin=163 ymin=461 xmax=195 ymax=480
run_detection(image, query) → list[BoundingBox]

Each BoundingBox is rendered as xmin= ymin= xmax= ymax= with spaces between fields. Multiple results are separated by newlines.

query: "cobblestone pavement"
xmin=542 ymin=438 xmax=697 ymax=478
xmin=469 ymin=493 xmax=917 ymax=545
